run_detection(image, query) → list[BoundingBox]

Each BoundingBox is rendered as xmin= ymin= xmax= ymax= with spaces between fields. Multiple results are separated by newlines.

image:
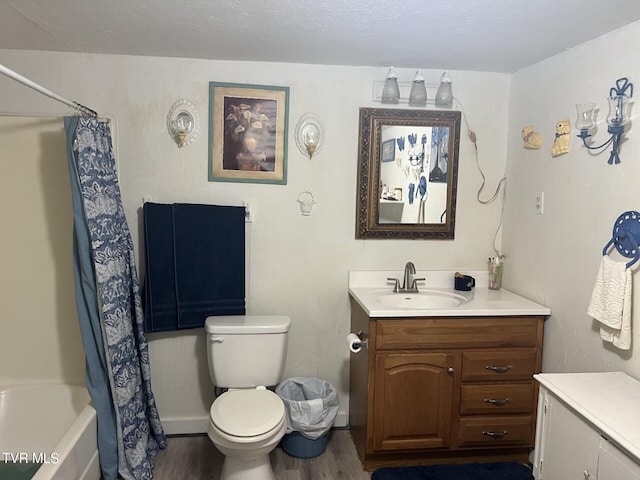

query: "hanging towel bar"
xmin=602 ymin=211 xmax=640 ymax=268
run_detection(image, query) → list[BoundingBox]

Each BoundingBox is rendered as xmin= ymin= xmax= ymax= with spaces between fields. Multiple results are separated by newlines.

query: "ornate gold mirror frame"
xmin=356 ymin=107 xmax=461 ymax=239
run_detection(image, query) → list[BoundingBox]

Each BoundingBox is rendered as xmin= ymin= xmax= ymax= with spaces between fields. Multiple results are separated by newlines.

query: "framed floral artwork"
xmin=209 ymin=82 xmax=289 ymax=184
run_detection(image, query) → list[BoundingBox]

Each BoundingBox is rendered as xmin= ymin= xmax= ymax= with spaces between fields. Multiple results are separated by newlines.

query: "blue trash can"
xmin=276 ymin=377 xmax=339 ymax=459
xmin=281 ymin=431 xmax=329 ymax=459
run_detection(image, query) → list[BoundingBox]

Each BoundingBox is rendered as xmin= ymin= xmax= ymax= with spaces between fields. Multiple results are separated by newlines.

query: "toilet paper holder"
xmin=350 ymin=331 xmax=368 ymax=350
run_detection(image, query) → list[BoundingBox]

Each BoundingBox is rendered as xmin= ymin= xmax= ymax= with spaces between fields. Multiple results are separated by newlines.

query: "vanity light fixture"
xmin=374 ymin=70 xmax=454 ymax=107
xmin=167 ymin=99 xmax=199 ymax=148
xmin=575 ymin=77 xmax=633 ymax=165
xmin=295 ymin=113 xmax=324 ymax=159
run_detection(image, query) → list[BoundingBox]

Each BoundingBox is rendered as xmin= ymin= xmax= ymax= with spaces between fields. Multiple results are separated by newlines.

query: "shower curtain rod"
xmin=0 ymin=63 xmax=98 ymax=118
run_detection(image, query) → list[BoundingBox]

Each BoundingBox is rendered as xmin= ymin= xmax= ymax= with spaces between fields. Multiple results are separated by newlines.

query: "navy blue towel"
xmin=143 ymin=203 xmax=245 ymax=332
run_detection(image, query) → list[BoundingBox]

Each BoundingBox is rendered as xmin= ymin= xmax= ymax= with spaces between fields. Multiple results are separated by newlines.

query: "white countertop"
xmin=535 ymin=372 xmax=640 ymax=463
xmin=348 ymin=270 xmax=551 ymax=317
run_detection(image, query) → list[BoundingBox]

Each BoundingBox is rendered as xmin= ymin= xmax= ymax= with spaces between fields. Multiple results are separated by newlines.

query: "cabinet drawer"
xmin=375 ymin=317 xmax=541 ymax=350
xmin=461 ymin=349 xmax=537 ymax=382
xmin=460 ymin=383 xmax=534 ymax=415
xmin=457 ymin=416 xmax=533 ymax=447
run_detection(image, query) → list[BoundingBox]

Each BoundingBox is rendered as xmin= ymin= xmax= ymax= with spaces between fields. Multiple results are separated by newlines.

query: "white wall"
xmin=504 ymin=20 xmax=640 ymax=377
xmin=0 ymin=49 xmax=509 ymax=432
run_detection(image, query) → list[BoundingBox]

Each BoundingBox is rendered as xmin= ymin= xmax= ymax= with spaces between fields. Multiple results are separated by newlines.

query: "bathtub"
xmin=0 ymin=384 xmax=100 ymax=480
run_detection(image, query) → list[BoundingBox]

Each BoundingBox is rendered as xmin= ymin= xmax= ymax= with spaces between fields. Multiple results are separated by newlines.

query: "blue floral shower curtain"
xmin=65 ymin=116 xmax=166 ymax=480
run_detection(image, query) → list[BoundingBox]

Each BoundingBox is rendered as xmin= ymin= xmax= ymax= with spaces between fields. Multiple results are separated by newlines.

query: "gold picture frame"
xmin=209 ymin=82 xmax=289 ymax=184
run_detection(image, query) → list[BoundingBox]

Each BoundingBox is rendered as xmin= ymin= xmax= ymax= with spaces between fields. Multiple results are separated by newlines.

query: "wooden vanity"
xmin=347 ymin=271 xmax=550 ymax=470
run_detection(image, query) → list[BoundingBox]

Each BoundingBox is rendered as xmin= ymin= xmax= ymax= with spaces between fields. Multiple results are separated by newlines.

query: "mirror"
xmin=356 ymin=108 xmax=461 ymax=239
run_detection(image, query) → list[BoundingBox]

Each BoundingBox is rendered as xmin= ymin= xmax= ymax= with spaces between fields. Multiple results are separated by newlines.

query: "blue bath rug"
xmin=371 ymin=462 xmax=533 ymax=480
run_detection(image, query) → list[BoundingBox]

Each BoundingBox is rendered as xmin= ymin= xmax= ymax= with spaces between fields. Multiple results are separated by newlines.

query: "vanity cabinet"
xmin=349 ymin=299 xmax=545 ymax=470
xmin=533 ymin=372 xmax=640 ymax=480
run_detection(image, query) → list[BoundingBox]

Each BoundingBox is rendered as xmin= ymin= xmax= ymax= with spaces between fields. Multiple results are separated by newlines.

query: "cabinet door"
xmin=534 ymin=390 xmax=600 ymax=480
xmin=373 ymin=351 xmax=454 ymax=451
xmin=598 ymin=438 xmax=640 ymax=480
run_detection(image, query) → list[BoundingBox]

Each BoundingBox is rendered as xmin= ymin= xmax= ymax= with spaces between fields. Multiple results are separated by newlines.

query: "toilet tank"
xmin=205 ymin=315 xmax=291 ymax=388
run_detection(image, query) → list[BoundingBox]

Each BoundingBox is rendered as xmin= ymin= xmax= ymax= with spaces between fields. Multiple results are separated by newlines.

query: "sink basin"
xmin=376 ymin=289 xmax=469 ymax=309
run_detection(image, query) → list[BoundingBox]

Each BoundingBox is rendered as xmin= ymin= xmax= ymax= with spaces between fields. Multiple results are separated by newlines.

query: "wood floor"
xmin=152 ymin=429 xmax=372 ymax=480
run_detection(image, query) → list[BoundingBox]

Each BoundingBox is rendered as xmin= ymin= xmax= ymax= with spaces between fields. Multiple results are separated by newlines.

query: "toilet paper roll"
xmin=347 ymin=333 xmax=362 ymax=353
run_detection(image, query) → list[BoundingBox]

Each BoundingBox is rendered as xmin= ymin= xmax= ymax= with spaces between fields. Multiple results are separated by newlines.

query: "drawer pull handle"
xmin=483 ymin=397 xmax=512 ymax=406
xmin=485 ymin=364 xmax=513 ymax=373
xmin=482 ymin=430 xmax=508 ymax=438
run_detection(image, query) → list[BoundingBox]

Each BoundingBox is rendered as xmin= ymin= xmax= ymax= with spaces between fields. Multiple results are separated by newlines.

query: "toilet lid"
xmin=211 ymin=389 xmax=285 ymax=437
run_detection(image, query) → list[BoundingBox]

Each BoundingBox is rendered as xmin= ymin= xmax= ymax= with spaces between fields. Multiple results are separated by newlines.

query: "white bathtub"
xmin=0 ymin=384 xmax=100 ymax=480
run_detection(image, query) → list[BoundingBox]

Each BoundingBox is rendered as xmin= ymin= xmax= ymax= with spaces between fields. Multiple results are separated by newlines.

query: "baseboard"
xmin=334 ymin=411 xmax=348 ymax=428
xmin=162 ymin=411 xmax=348 ymax=436
xmin=162 ymin=416 xmax=210 ymax=435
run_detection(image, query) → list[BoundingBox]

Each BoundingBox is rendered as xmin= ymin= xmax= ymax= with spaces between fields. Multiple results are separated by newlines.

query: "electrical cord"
xmin=455 ymin=97 xmax=506 ymax=258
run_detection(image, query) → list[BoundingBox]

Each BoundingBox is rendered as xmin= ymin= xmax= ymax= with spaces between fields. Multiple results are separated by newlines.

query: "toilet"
xmin=205 ymin=315 xmax=291 ymax=480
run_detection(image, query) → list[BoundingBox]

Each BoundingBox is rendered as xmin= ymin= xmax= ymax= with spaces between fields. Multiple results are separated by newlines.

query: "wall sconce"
xmin=381 ymin=67 xmax=400 ymax=104
xmin=167 ymin=99 xmax=199 ymax=148
xmin=575 ymin=77 xmax=633 ymax=165
xmin=295 ymin=113 xmax=324 ymax=159
xmin=435 ymin=71 xmax=454 ymax=108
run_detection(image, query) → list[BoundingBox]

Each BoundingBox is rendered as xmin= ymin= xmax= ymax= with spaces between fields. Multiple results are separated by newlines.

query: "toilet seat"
xmin=211 ymin=389 xmax=285 ymax=438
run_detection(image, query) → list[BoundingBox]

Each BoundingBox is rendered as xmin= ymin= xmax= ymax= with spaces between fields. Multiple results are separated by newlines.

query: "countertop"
xmin=348 ymin=270 xmax=551 ymax=318
xmin=535 ymin=372 xmax=640 ymax=463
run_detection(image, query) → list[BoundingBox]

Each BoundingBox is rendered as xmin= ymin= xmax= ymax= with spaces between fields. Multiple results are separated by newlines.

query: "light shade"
xmin=408 ymin=70 xmax=427 ymax=106
xmin=435 ymin=71 xmax=453 ymax=108
xmin=575 ymin=103 xmax=596 ymax=131
xmin=606 ymin=92 xmax=631 ymax=127
xmin=381 ymin=67 xmax=400 ymax=104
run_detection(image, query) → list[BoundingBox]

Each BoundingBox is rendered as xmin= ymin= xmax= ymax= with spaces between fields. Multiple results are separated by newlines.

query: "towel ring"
xmin=602 ymin=210 xmax=640 ymax=268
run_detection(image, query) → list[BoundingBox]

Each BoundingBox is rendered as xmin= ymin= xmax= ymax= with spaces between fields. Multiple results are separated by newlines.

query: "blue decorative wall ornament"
xmin=603 ymin=211 xmax=640 ymax=268
xmin=575 ymin=77 xmax=633 ymax=165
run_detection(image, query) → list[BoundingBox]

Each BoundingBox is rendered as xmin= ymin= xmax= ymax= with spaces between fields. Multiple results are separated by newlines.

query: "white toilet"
xmin=205 ymin=315 xmax=291 ymax=480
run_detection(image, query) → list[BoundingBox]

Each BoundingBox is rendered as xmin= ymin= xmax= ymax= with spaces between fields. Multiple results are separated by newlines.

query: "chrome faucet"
xmin=403 ymin=261 xmax=416 ymax=291
xmin=387 ymin=262 xmax=425 ymax=293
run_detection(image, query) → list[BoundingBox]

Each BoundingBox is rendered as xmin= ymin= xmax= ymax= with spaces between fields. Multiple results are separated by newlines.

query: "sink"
xmin=348 ymin=270 xmax=551 ymax=317
xmin=376 ymin=289 xmax=469 ymax=309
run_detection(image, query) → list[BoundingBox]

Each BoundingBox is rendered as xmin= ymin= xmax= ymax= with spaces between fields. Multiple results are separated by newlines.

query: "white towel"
xmin=587 ymin=256 xmax=632 ymax=350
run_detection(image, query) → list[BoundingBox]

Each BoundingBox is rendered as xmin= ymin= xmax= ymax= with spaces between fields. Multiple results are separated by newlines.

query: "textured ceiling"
xmin=1 ymin=0 xmax=640 ymax=73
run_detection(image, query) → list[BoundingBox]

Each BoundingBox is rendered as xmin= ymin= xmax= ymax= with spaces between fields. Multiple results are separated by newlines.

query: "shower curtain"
xmin=64 ymin=116 xmax=166 ymax=480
